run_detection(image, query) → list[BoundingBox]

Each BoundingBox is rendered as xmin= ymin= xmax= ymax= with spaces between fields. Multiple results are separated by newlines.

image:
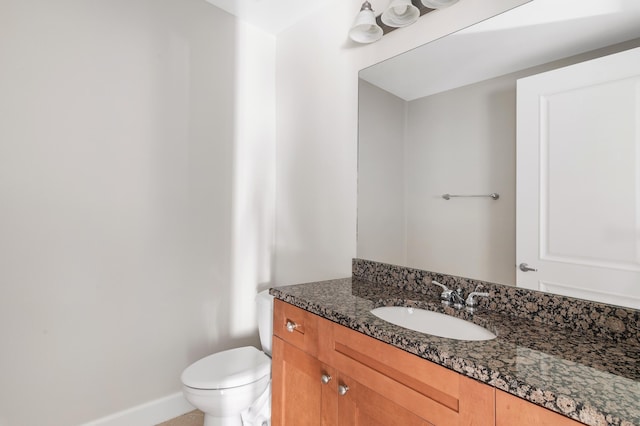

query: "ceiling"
xmin=204 ymin=0 xmax=334 ymax=34
xmin=359 ymin=0 xmax=640 ymax=100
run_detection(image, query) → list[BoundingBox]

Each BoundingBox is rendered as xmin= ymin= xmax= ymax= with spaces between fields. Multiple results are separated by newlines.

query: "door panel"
xmin=516 ymin=46 xmax=640 ymax=309
xmin=272 ymin=336 xmax=335 ymax=426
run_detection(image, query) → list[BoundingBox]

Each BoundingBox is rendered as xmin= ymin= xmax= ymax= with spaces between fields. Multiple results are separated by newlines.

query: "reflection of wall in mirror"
xmin=405 ymin=73 xmax=516 ymax=285
xmin=357 ymin=39 xmax=640 ymax=286
xmin=359 ymin=74 xmax=516 ymax=284
xmin=358 ymin=80 xmax=407 ymax=267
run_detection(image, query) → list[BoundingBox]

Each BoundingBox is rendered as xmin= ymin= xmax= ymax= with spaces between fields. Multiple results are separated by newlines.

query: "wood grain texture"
xmin=273 ymin=299 xmax=319 ymax=356
xmin=338 ymin=373 xmax=434 ymax=426
xmin=273 ymin=301 xmax=504 ymax=426
xmin=458 ymin=376 xmax=495 ymax=426
xmin=272 ymin=336 xmax=327 ymax=425
xmin=496 ymin=390 xmax=586 ymax=426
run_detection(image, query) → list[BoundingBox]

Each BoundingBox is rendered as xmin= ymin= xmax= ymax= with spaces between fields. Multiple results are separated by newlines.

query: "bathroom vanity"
xmin=270 ymin=261 xmax=640 ymax=426
xmin=272 ymin=299 xmax=495 ymax=425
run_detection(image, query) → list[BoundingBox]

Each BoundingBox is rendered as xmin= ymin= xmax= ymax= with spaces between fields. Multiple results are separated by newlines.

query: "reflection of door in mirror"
xmin=516 ymin=47 xmax=640 ymax=309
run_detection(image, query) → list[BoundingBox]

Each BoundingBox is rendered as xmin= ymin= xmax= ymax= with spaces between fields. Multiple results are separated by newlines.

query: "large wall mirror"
xmin=357 ymin=0 xmax=640 ymax=308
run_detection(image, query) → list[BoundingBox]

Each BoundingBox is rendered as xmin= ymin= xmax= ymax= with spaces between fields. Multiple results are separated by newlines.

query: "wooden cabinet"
xmin=496 ymin=390 xmax=585 ymax=426
xmin=272 ymin=300 xmax=494 ymax=426
xmin=272 ymin=299 xmax=588 ymax=426
xmin=271 ymin=300 xmax=332 ymax=425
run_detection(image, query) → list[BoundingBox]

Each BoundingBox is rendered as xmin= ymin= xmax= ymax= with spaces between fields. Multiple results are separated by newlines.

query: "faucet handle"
xmin=431 ymin=280 xmax=452 ymax=302
xmin=465 ymin=291 xmax=490 ymax=307
xmin=431 ymin=280 xmax=450 ymax=291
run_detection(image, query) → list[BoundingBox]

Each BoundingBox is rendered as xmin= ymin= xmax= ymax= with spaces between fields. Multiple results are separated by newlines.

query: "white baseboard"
xmin=81 ymin=392 xmax=195 ymax=426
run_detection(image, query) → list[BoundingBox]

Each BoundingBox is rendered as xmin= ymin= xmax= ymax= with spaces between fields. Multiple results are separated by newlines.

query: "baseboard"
xmin=81 ymin=392 xmax=195 ymax=426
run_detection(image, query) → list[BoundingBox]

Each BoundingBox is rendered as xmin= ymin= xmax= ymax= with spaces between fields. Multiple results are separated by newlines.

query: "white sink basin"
xmin=370 ymin=306 xmax=496 ymax=341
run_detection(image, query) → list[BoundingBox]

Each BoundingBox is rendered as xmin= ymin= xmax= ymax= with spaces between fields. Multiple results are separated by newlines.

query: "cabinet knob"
xmin=338 ymin=384 xmax=349 ymax=396
xmin=321 ymin=374 xmax=332 ymax=384
xmin=285 ymin=320 xmax=297 ymax=333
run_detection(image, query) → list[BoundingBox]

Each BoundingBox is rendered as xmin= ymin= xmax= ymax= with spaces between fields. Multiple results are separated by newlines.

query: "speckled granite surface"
xmin=353 ymin=258 xmax=640 ymax=344
xmin=270 ymin=276 xmax=640 ymax=426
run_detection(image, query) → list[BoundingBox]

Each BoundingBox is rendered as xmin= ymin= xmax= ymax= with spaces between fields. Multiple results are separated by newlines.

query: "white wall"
xmin=274 ymin=0 xmax=530 ymax=285
xmin=0 ymin=0 xmax=275 ymax=425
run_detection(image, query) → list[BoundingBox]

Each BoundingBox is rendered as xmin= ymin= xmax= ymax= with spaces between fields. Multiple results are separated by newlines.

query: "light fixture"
xmin=382 ymin=0 xmax=420 ymax=28
xmin=349 ymin=0 xmax=463 ymax=45
xmin=421 ymin=0 xmax=459 ymax=9
xmin=349 ymin=1 xmax=383 ymax=44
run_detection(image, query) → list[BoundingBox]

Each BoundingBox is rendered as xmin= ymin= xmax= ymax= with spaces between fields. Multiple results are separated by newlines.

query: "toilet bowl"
xmin=181 ymin=290 xmax=274 ymax=426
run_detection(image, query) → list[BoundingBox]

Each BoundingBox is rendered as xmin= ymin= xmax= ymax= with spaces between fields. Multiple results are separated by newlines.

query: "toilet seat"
xmin=181 ymin=346 xmax=271 ymax=390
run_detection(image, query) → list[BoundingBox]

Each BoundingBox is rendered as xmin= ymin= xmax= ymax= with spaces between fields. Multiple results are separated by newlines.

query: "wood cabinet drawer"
xmin=327 ymin=320 xmax=494 ymax=426
xmin=273 ymin=299 xmax=319 ymax=356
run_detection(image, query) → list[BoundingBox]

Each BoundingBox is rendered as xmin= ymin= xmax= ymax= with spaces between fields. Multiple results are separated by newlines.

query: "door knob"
xmin=321 ymin=374 xmax=332 ymax=384
xmin=338 ymin=384 xmax=349 ymax=396
xmin=519 ymin=263 xmax=538 ymax=272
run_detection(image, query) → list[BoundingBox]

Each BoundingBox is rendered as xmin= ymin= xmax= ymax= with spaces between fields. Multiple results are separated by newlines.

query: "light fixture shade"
xmin=349 ymin=2 xmax=383 ymax=44
xmin=382 ymin=0 xmax=420 ymax=28
xmin=421 ymin=0 xmax=459 ymax=9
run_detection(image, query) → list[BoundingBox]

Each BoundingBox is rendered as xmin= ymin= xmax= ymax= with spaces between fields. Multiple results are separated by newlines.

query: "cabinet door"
xmin=272 ymin=336 xmax=336 ymax=426
xmin=328 ymin=321 xmax=495 ymax=426
xmin=337 ymin=373 xmax=433 ymax=426
xmin=496 ymin=390 xmax=585 ymax=426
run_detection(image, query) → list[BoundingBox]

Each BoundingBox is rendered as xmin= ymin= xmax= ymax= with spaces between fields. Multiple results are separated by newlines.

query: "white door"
xmin=516 ymin=47 xmax=640 ymax=309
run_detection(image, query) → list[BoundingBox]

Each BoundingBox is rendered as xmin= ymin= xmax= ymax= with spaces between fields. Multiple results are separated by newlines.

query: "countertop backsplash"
xmin=352 ymin=258 xmax=640 ymax=344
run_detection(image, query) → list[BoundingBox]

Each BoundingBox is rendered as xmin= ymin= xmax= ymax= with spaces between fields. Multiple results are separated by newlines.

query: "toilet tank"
xmin=256 ymin=290 xmax=275 ymax=356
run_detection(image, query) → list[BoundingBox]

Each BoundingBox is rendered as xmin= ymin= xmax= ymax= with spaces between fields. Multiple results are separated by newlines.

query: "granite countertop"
xmin=270 ymin=277 xmax=640 ymax=426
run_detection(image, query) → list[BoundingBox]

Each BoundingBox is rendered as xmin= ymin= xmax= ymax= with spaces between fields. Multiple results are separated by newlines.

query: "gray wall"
xmin=358 ymin=74 xmax=516 ymax=284
xmin=404 ymin=74 xmax=516 ymax=284
xmin=357 ymin=81 xmax=407 ymax=266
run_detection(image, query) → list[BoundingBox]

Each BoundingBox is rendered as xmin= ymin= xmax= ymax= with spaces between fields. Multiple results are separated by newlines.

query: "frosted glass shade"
xmin=421 ymin=0 xmax=460 ymax=9
xmin=382 ymin=0 xmax=420 ymax=28
xmin=349 ymin=5 xmax=383 ymax=44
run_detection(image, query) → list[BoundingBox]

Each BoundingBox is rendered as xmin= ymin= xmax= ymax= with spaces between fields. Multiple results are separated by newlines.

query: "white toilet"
xmin=181 ymin=290 xmax=274 ymax=426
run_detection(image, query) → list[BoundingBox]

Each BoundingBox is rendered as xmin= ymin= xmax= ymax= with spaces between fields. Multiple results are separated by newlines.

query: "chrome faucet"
xmin=431 ymin=280 xmax=453 ymax=303
xmin=450 ymin=289 xmax=466 ymax=309
xmin=432 ymin=280 xmax=489 ymax=311
xmin=465 ymin=285 xmax=490 ymax=312
xmin=431 ymin=280 xmax=464 ymax=308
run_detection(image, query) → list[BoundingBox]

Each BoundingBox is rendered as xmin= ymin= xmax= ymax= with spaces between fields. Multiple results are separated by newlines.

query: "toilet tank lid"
xmin=181 ymin=346 xmax=271 ymax=390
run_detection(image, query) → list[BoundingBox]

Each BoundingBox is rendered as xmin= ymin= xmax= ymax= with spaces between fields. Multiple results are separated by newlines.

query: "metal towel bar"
xmin=442 ymin=193 xmax=500 ymax=200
